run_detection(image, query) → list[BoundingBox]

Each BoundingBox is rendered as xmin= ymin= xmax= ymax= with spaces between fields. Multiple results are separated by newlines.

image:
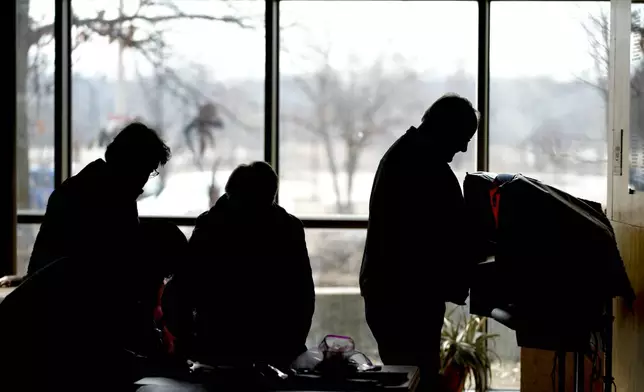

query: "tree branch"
xmin=32 ymin=2 xmax=252 ymax=46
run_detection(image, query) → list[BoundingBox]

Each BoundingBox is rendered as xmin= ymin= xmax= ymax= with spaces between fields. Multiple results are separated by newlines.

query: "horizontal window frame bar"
xmin=17 ymin=213 xmax=368 ymax=230
xmin=277 ymin=0 xmax=611 ymax=2
xmin=276 ymin=0 xmax=476 ymax=2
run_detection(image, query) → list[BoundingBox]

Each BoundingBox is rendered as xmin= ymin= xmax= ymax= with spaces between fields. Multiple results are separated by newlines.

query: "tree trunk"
xmin=154 ymin=62 xmax=168 ymax=196
xmin=16 ymin=0 xmax=32 ymax=211
xmin=322 ymin=134 xmax=344 ymax=213
xmin=344 ymin=144 xmax=360 ymax=214
xmin=208 ymin=183 xmax=220 ymax=207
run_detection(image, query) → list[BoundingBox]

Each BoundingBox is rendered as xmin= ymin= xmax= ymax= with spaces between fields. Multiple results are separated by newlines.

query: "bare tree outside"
xmin=581 ymin=8 xmax=611 ymax=104
xmin=309 ymin=231 xmax=365 ymax=287
xmin=581 ymin=7 xmax=644 ymax=98
xmin=283 ymin=45 xmax=419 ymax=214
xmin=521 ymin=119 xmax=572 ymax=173
xmin=577 ymin=7 xmax=644 ymax=187
xmin=16 ymin=0 xmax=258 ymax=210
xmin=519 ymin=6 xmax=615 ymax=177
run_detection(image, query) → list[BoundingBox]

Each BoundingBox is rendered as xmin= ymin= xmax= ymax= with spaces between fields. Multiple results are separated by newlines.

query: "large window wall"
xmin=10 ymin=0 xmax=620 ymax=390
xmin=489 ymin=1 xmax=610 ymax=206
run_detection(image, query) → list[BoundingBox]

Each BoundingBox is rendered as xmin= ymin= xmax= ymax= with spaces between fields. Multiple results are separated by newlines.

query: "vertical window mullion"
xmin=264 ymin=0 xmax=280 ymax=201
xmin=5 ymin=0 xmax=18 ymax=276
xmin=54 ymin=0 xmax=72 ymax=188
xmin=477 ymin=0 xmax=490 ymax=173
xmin=477 ymin=0 xmax=492 ymax=353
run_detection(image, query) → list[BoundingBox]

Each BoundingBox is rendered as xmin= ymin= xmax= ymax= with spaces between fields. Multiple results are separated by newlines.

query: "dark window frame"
xmin=10 ymin=4 xmax=613 ymax=388
xmin=14 ymin=0 xmax=493 ymax=230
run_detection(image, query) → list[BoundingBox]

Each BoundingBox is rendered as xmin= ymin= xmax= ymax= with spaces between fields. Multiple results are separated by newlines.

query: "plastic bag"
xmin=315 ymin=335 xmax=378 ymax=374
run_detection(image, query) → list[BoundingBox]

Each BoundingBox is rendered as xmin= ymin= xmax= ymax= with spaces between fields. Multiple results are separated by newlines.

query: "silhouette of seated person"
xmin=0 ymin=123 xmax=173 ymax=388
xmin=27 ymin=122 xmax=170 ymax=276
xmin=164 ymin=161 xmax=314 ymax=368
xmin=0 ymin=256 xmax=145 ymax=391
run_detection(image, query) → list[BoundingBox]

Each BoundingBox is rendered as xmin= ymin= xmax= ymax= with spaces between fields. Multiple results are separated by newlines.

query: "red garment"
xmin=155 ymin=282 xmax=176 ymax=354
xmin=489 ymin=185 xmax=501 ymax=229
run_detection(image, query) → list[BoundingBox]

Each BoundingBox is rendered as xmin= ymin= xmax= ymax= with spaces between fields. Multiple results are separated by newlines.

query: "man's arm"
xmin=398 ymin=164 xmax=476 ymax=304
xmin=430 ymin=169 xmax=478 ymax=304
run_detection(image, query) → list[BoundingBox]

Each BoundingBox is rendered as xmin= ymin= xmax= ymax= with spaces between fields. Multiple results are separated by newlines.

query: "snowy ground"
xmin=25 ymin=146 xmax=607 ymax=218
xmin=17 ymin=145 xmax=605 ymax=218
xmin=132 ymin=168 xmax=606 ymax=218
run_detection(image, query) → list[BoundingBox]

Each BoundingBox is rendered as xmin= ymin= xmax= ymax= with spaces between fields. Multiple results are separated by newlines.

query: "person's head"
xmin=225 ymin=161 xmax=278 ymax=206
xmin=417 ymin=94 xmax=479 ymax=163
xmin=104 ymin=122 xmax=171 ymax=199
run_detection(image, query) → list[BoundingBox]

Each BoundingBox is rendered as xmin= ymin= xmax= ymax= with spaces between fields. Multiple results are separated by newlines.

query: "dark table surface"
xmin=134 ymin=366 xmax=419 ymax=392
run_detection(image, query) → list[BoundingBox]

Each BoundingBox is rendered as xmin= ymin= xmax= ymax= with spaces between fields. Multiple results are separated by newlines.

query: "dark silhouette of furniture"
xmin=464 ymin=172 xmax=633 ymax=392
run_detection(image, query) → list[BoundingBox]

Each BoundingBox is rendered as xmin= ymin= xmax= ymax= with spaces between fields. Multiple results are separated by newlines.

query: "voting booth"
xmin=464 ymin=172 xmax=634 ymax=392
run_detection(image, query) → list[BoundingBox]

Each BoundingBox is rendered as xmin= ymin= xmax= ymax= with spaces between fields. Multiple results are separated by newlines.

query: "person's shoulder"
xmin=62 ymin=159 xmax=106 ymax=191
xmin=273 ymin=205 xmax=304 ymax=229
xmin=380 ymin=130 xmax=414 ymax=166
xmin=195 ymin=210 xmax=210 ymax=225
xmin=189 ymin=210 xmax=212 ymax=243
xmin=381 ymin=134 xmax=402 ymax=161
xmin=194 ymin=195 xmax=231 ymax=228
xmin=49 ymin=174 xmax=76 ymax=203
xmin=208 ymin=194 xmax=231 ymax=217
xmin=273 ymin=204 xmax=293 ymax=219
xmin=75 ymin=159 xmax=106 ymax=178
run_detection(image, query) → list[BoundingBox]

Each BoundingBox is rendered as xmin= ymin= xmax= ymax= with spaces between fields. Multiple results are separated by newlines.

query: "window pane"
xmin=17 ymin=224 xmax=39 ymax=277
xmin=17 ymin=0 xmax=55 ymax=214
xmin=70 ymin=0 xmax=265 ymax=217
xmin=444 ymin=302 xmax=519 ymax=389
xmin=279 ymin=1 xmax=478 ymax=217
xmin=489 ymin=1 xmax=610 ymax=207
xmin=488 ymin=320 xmax=521 ymax=389
xmin=488 ymin=2 xmax=610 ymax=388
xmin=305 ymin=229 xmax=379 ymax=362
xmin=178 ymin=225 xmax=194 ymax=241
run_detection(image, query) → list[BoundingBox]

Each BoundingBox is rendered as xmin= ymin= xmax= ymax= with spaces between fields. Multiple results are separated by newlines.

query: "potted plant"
xmin=439 ymin=309 xmax=499 ymax=392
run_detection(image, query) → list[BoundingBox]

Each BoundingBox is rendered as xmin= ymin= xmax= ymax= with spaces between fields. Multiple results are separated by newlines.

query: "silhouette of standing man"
xmin=360 ymin=94 xmax=479 ymax=390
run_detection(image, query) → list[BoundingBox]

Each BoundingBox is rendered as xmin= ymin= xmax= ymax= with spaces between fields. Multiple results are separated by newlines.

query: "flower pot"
xmin=440 ymin=363 xmax=467 ymax=392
